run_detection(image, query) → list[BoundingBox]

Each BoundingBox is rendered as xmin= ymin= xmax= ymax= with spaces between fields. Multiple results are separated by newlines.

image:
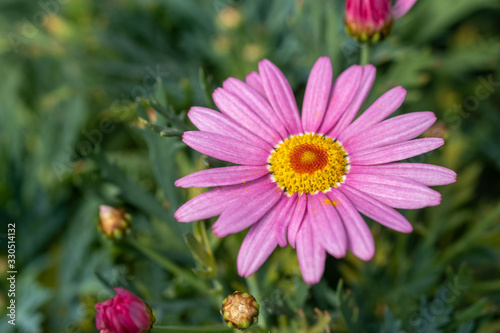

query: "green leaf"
xmin=381 ymin=307 xmax=403 ymax=333
xmin=184 ymin=232 xmax=216 ymax=275
xmin=92 ymin=153 xmax=187 ymax=237
xmin=198 ymin=67 xmax=216 ymax=109
xmin=134 ymin=125 xmax=184 ymax=211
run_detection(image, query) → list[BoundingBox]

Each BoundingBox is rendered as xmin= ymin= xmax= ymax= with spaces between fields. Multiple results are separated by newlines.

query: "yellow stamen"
xmin=268 ymin=133 xmax=349 ymax=195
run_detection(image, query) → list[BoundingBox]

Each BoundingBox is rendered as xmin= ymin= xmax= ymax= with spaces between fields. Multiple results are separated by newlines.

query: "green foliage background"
xmin=1 ymin=0 xmax=500 ymax=332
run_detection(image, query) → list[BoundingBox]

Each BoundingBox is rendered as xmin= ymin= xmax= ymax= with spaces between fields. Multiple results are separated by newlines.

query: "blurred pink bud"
xmin=95 ymin=287 xmax=155 ymax=333
xmin=345 ymin=0 xmax=418 ymax=43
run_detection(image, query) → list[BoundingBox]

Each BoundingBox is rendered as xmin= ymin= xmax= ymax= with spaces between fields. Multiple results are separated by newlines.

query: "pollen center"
xmin=268 ymin=133 xmax=349 ymax=195
xmin=289 ymin=143 xmax=329 ymax=174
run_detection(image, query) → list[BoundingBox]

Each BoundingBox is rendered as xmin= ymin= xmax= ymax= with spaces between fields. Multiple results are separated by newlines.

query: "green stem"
xmin=193 ymin=221 xmax=224 ymax=305
xmin=128 ymin=239 xmax=210 ymax=296
xmin=360 ymin=43 xmax=370 ymax=66
xmin=153 ymin=325 xmax=233 ymax=332
xmin=246 ymin=274 xmax=268 ymax=329
xmin=149 ymin=102 xmax=191 ymax=131
xmin=138 ymin=117 xmax=184 ymax=137
xmin=471 ymin=279 xmax=500 ymax=292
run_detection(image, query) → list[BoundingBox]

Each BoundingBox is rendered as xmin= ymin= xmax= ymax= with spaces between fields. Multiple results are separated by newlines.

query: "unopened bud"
xmin=221 ymin=291 xmax=259 ymax=330
xmin=98 ymin=205 xmax=131 ymax=240
xmin=345 ymin=0 xmax=418 ymax=44
xmin=345 ymin=0 xmax=393 ymax=44
xmin=95 ymin=287 xmax=155 ymax=333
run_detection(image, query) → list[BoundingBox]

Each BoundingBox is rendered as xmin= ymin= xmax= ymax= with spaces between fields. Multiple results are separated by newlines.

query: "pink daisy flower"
xmin=174 ymin=57 xmax=456 ymax=284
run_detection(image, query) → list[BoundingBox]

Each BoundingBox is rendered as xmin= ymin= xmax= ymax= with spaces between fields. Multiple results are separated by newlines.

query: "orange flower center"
xmin=289 ymin=143 xmax=329 ymax=174
xmin=268 ymin=133 xmax=349 ymax=195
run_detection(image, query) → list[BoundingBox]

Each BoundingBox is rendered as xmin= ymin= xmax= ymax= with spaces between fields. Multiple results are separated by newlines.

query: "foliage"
xmin=1 ymin=0 xmax=500 ymax=332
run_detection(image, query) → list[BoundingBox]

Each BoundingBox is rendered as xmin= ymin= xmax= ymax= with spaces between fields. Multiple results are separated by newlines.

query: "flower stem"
xmin=153 ymin=325 xmax=233 ymax=332
xmin=246 ymin=274 xmax=268 ymax=329
xmin=360 ymin=43 xmax=370 ymax=66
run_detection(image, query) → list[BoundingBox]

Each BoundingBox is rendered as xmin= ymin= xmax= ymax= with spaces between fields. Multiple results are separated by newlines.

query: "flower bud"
xmin=221 ymin=291 xmax=259 ymax=330
xmin=345 ymin=0 xmax=418 ymax=44
xmin=95 ymin=287 xmax=155 ymax=333
xmin=98 ymin=205 xmax=131 ymax=240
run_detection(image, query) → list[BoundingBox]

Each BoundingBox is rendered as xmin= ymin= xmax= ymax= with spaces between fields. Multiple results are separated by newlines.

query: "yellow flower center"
xmin=268 ymin=133 xmax=349 ymax=195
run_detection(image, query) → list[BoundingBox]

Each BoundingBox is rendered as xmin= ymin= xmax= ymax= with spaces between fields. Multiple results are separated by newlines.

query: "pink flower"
xmin=174 ymin=57 xmax=456 ymax=284
xmin=95 ymin=287 xmax=155 ymax=333
xmin=345 ymin=0 xmax=418 ymax=43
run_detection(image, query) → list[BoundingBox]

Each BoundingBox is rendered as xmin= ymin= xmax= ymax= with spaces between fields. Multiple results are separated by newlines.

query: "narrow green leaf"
xmin=184 ymin=232 xmax=215 ymax=274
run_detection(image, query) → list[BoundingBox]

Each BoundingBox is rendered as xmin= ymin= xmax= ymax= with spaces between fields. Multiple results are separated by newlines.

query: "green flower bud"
xmin=98 ymin=205 xmax=131 ymax=240
xmin=221 ymin=292 xmax=259 ymax=330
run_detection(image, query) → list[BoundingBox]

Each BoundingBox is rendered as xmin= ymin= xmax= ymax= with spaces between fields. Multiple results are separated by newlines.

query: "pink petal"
xmin=115 ymin=288 xmax=142 ymax=301
xmin=128 ymin=302 xmax=149 ymax=329
xmin=339 ymin=87 xmax=407 ymax=141
xmin=174 ymin=180 xmax=264 ymax=222
xmin=272 ymin=194 xmax=299 ymax=248
xmin=258 ymin=59 xmax=302 ymax=134
xmin=318 ymin=65 xmax=363 ymax=134
xmin=245 ymin=71 xmax=265 ymax=96
xmin=339 ymin=185 xmax=413 ymax=233
xmin=102 ymin=307 xmax=118 ymax=332
xmin=327 ymin=190 xmax=375 ymax=261
xmin=346 ymin=173 xmax=441 ymax=209
xmin=110 ymin=311 xmax=129 ymax=333
xmin=175 ymin=166 xmax=270 ymax=188
xmin=213 ymin=88 xmax=281 ymax=145
xmin=393 ymin=0 xmax=418 ymax=18
xmin=349 ymin=138 xmax=444 ymax=165
xmin=307 ymin=193 xmax=347 ymax=258
xmin=95 ymin=309 xmax=106 ymax=330
xmin=345 ymin=112 xmax=436 ymax=153
xmin=287 ymin=194 xmax=307 ymax=248
xmin=296 ymin=214 xmax=326 ymax=284
xmin=328 ymin=65 xmax=376 ymax=137
xmin=237 ymin=212 xmax=278 ymax=277
xmin=301 ymin=57 xmax=333 ymax=133
xmin=183 ymin=131 xmax=270 ymax=166
xmin=212 ymin=182 xmax=283 ymax=236
xmin=350 ymin=163 xmax=457 ymax=186
xmin=188 ymin=107 xmax=272 ymax=150
xmin=223 ymin=78 xmax=288 ymax=139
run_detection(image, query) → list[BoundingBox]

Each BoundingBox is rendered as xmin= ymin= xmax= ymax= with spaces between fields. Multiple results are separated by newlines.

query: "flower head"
xmin=345 ymin=0 xmax=418 ymax=43
xmin=221 ymin=291 xmax=259 ymax=330
xmin=95 ymin=287 xmax=155 ymax=333
xmin=175 ymin=57 xmax=456 ymax=284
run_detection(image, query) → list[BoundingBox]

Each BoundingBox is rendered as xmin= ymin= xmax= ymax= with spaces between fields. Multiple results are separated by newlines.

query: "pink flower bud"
xmin=95 ymin=287 xmax=155 ymax=333
xmin=345 ymin=0 xmax=418 ymax=43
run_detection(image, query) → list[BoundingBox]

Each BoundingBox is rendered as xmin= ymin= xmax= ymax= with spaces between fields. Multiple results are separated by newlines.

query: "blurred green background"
xmin=1 ymin=0 xmax=500 ymax=332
